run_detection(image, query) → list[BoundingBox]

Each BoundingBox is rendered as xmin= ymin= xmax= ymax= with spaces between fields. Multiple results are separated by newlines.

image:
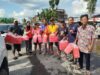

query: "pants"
xmin=79 ymin=52 xmax=91 ymax=70
xmin=13 ymin=44 xmax=21 ymax=54
xmin=26 ymin=38 xmax=32 ymax=53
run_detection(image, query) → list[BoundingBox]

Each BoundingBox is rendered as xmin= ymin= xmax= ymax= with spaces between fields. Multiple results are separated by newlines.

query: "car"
xmin=0 ymin=36 xmax=9 ymax=75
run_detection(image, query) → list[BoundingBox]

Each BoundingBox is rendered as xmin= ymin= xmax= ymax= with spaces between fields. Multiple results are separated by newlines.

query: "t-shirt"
xmin=26 ymin=26 xmax=33 ymax=38
xmin=77 ymin=25 xmax=96 ymax=53
xmin=68 ymin=24 xmax=78 ymax=43
xmin=48 ymin=24 xmax=58 ymax=33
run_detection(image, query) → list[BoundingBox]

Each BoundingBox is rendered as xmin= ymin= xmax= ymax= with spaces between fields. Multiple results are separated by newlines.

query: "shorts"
xmin=13 ymin=44 xmax=21 ymax=51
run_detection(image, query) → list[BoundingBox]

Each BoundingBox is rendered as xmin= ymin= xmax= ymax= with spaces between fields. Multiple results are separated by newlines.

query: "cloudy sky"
xmin=0 ymin=0 xmax=100 ymax=18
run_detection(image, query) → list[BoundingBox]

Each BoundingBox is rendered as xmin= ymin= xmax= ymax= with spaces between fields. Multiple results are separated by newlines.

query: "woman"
xmin=33 ymin=23 xmax=42 ymax=55
xmin=25 ymin=21 xmax=33 ymax=54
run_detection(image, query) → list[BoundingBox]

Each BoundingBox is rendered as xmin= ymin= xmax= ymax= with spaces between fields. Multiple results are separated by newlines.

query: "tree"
xmin=84 ymin=0 xmax=97 ymax=17
xmin=0 ymin=18 xmax=14 ymax=23
xmin=39 ymin=0 xmax=60 ymax=21
xmin=55 ymin=0 xmax=60 ymax=9
xmin=49 ymin=0 xmax=55 ymax=9
xmin=49 ymin=0 xmax=60 ymax=9
xmin=39 ymin=8 xmax=57 ymax=21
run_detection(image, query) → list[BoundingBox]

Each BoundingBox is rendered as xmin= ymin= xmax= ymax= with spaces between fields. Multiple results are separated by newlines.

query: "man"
xmin=68 ymin=17 xmax=78 ymax=43
xmin=76 ymin=14 xmax=95 ymax=75
xmin=48 ymin=18 xmax=61 ymax=58
xmin=67 ymin=17 xmax=78 ymax=63
xmin=9 ymin=20 xmax=23 ymax=59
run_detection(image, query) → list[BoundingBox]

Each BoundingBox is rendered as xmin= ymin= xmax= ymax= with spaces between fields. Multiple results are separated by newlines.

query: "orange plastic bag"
xmin=42 ymin=34 xmax=48 ymax=43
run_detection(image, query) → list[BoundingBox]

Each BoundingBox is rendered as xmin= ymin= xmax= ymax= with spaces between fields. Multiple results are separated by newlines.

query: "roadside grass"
xmin=95 ymin=45 xmax=100 ymax=55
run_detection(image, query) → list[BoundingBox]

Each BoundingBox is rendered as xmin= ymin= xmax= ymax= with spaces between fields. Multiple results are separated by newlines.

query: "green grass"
xmin=95 ymin=45 xmax=100 ymax=55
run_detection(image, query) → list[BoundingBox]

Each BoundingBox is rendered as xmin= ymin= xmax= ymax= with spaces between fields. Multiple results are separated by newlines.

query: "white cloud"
xmin=72 ymin=0 xmax=88 ymax=16
xmin=12 ymin=9 xmax=41 ymax=18
xmin=95 ymin=7 xmax=100 ymax=14
xmin=7 ymin=0 xmax=49 ymax=9
xmin=0 ymin=9 xmax=5 ymax=17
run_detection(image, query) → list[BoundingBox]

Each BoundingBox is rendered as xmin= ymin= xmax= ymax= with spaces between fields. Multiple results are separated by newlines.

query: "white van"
xmin=0 ymin=36 xmax=9 ymax=75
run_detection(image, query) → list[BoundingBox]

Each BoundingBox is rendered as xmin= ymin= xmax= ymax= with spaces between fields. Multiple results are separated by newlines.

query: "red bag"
xmin=33 ymin=34 xmax=38 ymax=43
xmin=37 ymin=34 xmax=42 ymax=43
xmin=14 ymin=36 xmax=23 ymax=44
xmin=59 ymin=40 xmax=68 ymax=51
xmin=5 ymin=33 xmax=23 ymax=44
xmin=5 ymin=33 xmax=16 ymax=43
xmin=72 ymin=44 xmax=80 ymax=59
xmin=49 ymin=33 xmax=58 ymax=42
xmin=22 ymin=35 xmax=29 ymax=41
xmin=64 ymin=43 xmax=80 ymax=59
xmin=64 ymin=43 xmax=73 ymax=54
xmin=42 ymin=34 xmax=48 ymax=43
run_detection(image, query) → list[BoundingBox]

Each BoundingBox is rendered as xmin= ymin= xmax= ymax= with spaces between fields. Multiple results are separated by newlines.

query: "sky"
xmin=0 ymin=0 xmax=100 ymax=19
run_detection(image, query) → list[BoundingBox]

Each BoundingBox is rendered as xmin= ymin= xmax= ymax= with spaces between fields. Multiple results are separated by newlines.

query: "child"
xmin=59 ymin=21 xmax=68 ymax=41
xmin=48 ymin=18 xmax=60 ymax=57
xmin=42 ymin=22 xmax=49 ymax=55
xmin=25 ymin=21 xmax=33 ymax=54
xmin=33 ymin=23 xmax=42 ymax=55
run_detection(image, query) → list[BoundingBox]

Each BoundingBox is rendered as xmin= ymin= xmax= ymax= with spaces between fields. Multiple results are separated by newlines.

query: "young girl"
xmin=42 ymin=22 xmax=49 ymax=55
xmin=48 ymin=19 xmax=60 ymax=57
xmin=33 ymin=23 xmax=42 ymax=55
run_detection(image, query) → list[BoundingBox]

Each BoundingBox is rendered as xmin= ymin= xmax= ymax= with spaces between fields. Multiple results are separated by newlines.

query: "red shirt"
xmin=26 ymin=26 xmax=33 ymax=38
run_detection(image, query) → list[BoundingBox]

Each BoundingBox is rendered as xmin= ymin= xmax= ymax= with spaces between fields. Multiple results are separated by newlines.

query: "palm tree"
xmin=49 ymin=0 xmax=55 ymax=9
xmin=84 ymin=0 xmax=97 ymax=17
xmin=55 ymin=0 xmax=60 ymax=9
xmin=49 ymin=0 xmax=60 ymax=9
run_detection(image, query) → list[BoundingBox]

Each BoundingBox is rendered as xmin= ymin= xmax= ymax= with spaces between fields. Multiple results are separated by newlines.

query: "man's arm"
xmin=88 ymin=27 xmax=96 ymax=52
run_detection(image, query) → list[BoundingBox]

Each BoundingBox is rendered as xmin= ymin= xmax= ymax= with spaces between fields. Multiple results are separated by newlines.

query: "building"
xmin=56 ymin=9 xmax=67 ymax=21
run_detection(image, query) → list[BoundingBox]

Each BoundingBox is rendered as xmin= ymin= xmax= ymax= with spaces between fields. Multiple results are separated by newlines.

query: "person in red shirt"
xmin=25 ymin=21 xmax=33 ymax=54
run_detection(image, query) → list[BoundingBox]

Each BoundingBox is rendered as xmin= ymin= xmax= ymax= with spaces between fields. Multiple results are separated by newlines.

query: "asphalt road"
xmin=8 ymin=44 xmax=100 ymax=75
xmin=8 ymin=47 xmax=67 ymax=75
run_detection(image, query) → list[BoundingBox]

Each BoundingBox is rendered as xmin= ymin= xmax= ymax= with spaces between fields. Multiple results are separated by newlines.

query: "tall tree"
xmin=84 ymin=0 xmax=97 ymax=17
xmin=49 ymin=0 xmax=60 ymax=9
xmin=55 ymin=0 xmax=60 ymax=9
xmin=49 ymin=0 xmax=55 ymax=9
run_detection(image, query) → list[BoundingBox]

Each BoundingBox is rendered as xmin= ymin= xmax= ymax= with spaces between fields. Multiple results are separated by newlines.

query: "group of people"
xmin=9 ymin=14 xmax=95 ymax=75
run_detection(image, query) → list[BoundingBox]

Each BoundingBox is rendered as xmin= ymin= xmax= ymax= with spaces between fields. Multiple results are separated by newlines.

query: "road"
xmin=8 ymin=46 xmax=67 ymax=75
xmin=8 ymin=44 xmax=100 ymax=75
